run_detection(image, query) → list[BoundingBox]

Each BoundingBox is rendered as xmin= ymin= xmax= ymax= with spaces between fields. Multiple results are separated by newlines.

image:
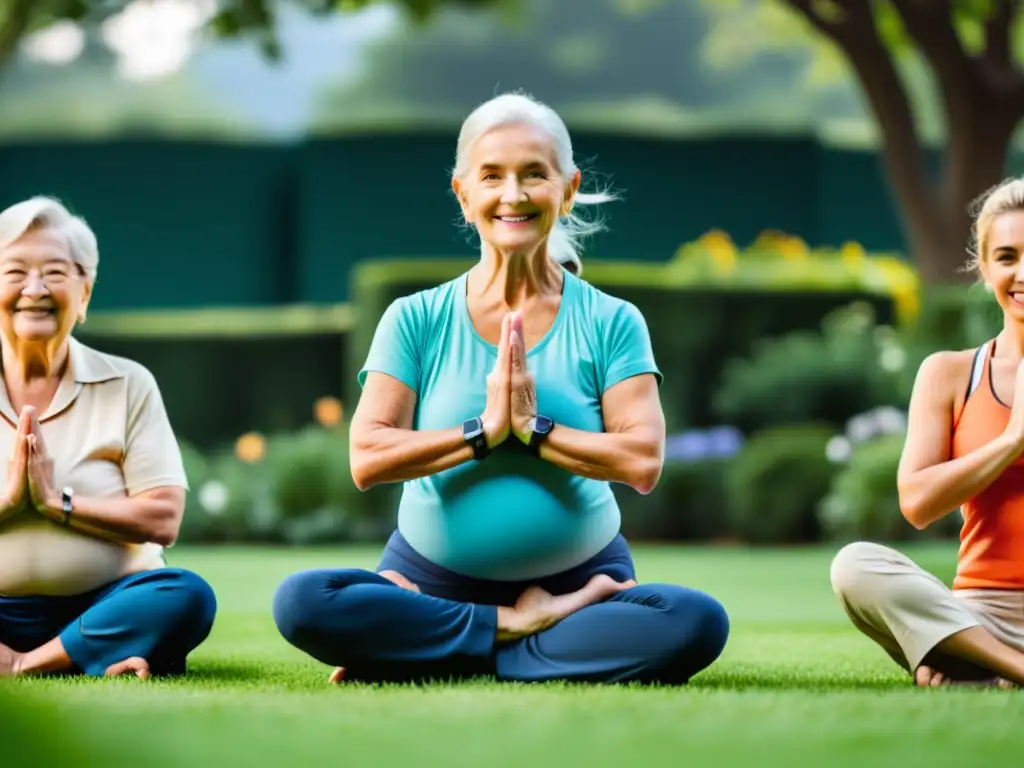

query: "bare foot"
xmin=914 ymin=664 xmax=1013 ymax=689
xmin=104 ymin=657 xmax=150 ymax=680
xmin=511 ymin=574 xmax=637 ymax=637
xmin=0 ymin=642 xmax=23 ymax=677
xmin=379 ymin=570 xmax=420 ymax=593
xmin=915 ymin=665 xmax=949 ymax=687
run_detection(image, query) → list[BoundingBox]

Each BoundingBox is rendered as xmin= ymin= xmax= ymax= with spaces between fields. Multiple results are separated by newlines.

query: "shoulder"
xmin=73 ymin=339 xmax=161 ymax=395
xmin=913 ymin=346 xmax=982 ymax=407
xmin=916 ymin=347 xmax=978 ymax=380
xmin=569 ymin=274 xmax=647 ymax=331
xmin=379 ymin=275 xmax=462 ymax=331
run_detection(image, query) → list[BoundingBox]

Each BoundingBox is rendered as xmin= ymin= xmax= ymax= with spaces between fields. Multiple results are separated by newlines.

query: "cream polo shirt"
xmin=0 ymin=336 xmax=188 ymax=597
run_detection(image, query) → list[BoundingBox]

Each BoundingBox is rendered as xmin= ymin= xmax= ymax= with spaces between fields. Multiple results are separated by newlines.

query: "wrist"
xmin=38 ymin=487 xmax=73 ymax=525
xmin=997 ymin=431 xmax=1024 ymax=461
xmin=513 ymin=420 xmax=533 ymax=445
xmin=522 ymin=415 xmax=555 ymax=455
xmin=37 ymin=496 xmax=62 ymax=519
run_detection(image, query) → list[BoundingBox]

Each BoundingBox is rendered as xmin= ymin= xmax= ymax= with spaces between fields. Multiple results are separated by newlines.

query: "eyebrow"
xmin=478 ymin=160 xmax=548 ymax=171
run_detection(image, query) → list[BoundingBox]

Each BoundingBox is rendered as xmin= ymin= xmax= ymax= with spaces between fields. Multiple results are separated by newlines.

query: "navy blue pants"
xmin=0 ymin=568 xmax=217 ymax=677
xmin=273 ymin=532 xmax=729 ymax=684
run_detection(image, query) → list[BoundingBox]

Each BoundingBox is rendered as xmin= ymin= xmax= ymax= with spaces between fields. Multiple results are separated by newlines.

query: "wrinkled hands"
xmin=1 ymin=406 xmax=58 ymax=517
xmin=480 ymin=312 xmax=538 ymax=449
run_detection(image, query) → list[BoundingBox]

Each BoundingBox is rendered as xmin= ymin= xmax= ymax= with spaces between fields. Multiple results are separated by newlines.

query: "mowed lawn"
xmin=6 ymin=542 xmax=1024 ymax=767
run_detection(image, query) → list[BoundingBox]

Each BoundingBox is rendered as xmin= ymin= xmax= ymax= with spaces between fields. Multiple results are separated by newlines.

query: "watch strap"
xmin=60 ymin=486 xmax=73 ymax=525
xmin=462 ymin=417 xmax=490 ymax=460
xmin=527 ymin=416 xmax=554 ymax=456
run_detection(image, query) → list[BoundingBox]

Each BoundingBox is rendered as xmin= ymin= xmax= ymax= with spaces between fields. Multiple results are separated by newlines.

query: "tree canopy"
xmin=706 ymin=0 xmax=1024 ymax=283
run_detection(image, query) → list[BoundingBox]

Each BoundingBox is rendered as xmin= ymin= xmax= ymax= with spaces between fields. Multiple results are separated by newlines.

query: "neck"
xmin=1 ymin=337 xmax=69 ymax=385
xmin=473 ymin=244 xmax=563 ymax=309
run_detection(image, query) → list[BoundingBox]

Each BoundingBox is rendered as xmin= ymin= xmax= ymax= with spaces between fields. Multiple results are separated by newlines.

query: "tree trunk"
xmin=784 ymin=0 xmax=1024 ymax=285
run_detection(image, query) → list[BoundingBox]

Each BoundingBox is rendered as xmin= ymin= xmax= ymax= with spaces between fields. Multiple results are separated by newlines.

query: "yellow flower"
xmin=235 ymin=432 xmax=266 ymax=464
xmin=314 ymin=396 xmax=344 ymax=427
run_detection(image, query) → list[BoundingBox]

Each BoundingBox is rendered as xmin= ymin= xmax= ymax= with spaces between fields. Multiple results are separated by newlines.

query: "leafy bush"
xmin=819 ymin=433 xmax=961 ymax=542
xmin=713 ymin=302 xmax=909 ymax=434
xmin=617 ymin=459 xmax=731 ymax=542
xmin=725 ymin=424 xmax=839 ymax=544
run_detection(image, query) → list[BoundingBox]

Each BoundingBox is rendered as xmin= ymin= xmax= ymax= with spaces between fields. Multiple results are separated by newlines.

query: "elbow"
xmin=630 ymin=457 xmax=663 ymax=496
xmin=902 ymin=510 xmax=932 ymax=532
xmin=898 ymin=487 xmax=931 ymax=531
xmin=149 ymin=514 xmax=181 ymax=547
xmin=349 ymin=450 xmax=377 ymax=492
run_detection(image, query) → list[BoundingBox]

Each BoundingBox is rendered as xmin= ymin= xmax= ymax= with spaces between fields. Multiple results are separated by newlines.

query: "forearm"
xmin=900 ymin=433 xmax=1023 ymax=529
xmin=351 ymin=426 xmax=474 ymax=489
xmin=36 ymin=494 xmax=180 ymax=546
xmin=538 ymin=425 xmax=663 ymax=494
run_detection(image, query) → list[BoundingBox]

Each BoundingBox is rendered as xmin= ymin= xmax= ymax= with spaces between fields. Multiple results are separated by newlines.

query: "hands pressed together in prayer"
xmin=481 ymin=312 xmax=539 ymax=450
xmin=1 ymin=406 xmax=60 ymax=520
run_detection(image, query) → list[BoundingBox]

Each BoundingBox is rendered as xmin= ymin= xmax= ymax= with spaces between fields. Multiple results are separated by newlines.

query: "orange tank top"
xmin=950 ymin=338 xmax=1024 ymax=590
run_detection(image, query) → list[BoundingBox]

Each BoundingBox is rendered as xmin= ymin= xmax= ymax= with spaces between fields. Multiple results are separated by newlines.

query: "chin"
xmin=11 ymin=321 xmax=61 ymax=342
xmin=490 ymin=236 xmax=545 ymax=254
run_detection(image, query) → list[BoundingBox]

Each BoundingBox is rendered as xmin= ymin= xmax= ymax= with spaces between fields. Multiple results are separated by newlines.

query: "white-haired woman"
xmin=0 ymin=197 xmax=216 ymax=679
xmin=273 ymin=92 xmax=729 ymax=685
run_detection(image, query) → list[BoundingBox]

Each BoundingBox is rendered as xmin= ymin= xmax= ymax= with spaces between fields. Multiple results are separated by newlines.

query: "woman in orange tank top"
xmin=830 ymin=176 xmax=1024 ymax=688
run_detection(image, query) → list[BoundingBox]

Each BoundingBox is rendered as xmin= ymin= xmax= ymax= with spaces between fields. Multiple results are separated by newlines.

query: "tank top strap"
xmin=967 ymin=339 xmax=993 ymax=398
xmin=954 ymin=338 xmax=995 ymax=426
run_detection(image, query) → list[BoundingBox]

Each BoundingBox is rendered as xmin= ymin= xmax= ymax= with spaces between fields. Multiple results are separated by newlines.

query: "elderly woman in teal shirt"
xmin=272 ymin=92 xmax=730 ymax=685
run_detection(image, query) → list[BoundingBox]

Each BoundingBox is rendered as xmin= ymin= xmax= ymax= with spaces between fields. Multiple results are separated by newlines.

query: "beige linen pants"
xmin=830 ymin=541 xmax=1024 ymax=678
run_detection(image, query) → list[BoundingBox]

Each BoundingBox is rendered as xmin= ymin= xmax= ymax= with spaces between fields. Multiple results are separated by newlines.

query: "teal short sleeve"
xmin=601 ymin=300 xmax=663 ymax=393
xmin=357 ymin=296 xmax=424 ymax=392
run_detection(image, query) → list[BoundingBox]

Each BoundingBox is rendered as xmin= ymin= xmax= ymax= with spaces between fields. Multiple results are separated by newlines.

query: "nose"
xmin=21 ymin=271 xmax=49 ymax=299
xmin=500 ymin=177 xmax=527 ymax=203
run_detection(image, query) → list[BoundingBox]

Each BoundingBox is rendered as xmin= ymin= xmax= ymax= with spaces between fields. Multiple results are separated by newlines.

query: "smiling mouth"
xmin=495 ymin=214 xmax=538 ymax=223
xmin=15 ymin=308 xmax=55 ymax=316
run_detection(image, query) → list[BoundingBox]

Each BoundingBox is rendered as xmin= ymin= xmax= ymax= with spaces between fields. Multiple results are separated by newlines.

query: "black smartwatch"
xmin=462 ymin=417 xmax=490 ymax=460
xmin=61 ymin=486 xmax=74 ymax=526
xmin=527 ymin=415 xmax=554 ymax=456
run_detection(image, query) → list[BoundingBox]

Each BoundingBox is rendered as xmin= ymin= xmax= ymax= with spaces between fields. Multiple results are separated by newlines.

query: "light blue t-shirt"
xmin=358 ymin=269 xmax=662 ymax=581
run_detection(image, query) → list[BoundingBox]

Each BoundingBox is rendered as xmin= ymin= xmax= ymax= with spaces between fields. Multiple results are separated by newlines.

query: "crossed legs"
xmin=272 ymin=566 xmax=729 ymax=685
xmin=831 ymin=542 xmax=1024 ymax=687
xmin=0 ymin=568 xmax=217 ymax=679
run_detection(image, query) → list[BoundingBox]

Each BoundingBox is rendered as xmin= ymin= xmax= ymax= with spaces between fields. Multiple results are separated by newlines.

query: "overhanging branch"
xmin=783 ymin=0 xmax=937 ymax=238
xmin=889 ymin=0 xmax=975 ymax=111
xmin=979 ymin=0 xmax=1024 ymax=100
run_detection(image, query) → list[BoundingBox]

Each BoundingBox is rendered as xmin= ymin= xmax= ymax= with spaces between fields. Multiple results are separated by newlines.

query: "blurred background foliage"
xmin=2 ymin=0 xmax=1016 ymax=551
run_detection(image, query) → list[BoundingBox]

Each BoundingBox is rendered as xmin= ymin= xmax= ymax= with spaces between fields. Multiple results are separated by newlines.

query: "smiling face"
xmin=0 ymin=224 xmax=91 ymax=346
xmin=453 ymin=122 xmax=580 ymax=255
xmin=979 ymin=208 xmax=1024 ymax=322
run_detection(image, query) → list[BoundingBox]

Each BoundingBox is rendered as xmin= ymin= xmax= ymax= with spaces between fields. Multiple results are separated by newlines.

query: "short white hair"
xmin=453 ymin=91 xmax=617 ymax=276
xmin=0 ymin=196 xmax=98 ymax=281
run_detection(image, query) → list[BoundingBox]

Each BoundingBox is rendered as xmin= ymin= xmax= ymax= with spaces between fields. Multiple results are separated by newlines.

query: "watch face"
xmin=463 ymin=418 xmax=484 ymax=438
xmin=535 ymin=416 xmax=554 ymax=433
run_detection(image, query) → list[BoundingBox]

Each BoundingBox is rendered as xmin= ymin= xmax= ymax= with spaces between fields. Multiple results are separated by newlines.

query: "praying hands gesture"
xmin=480 ymin=312 xmax=539 ymax=450
xmin=0 ymin=406 xmax=59 ymax=521
xmin=508 ymin=313 xmax=538 ymax=446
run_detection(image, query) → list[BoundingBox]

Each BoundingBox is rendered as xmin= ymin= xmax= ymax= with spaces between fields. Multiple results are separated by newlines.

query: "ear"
xmin=561 ymin=170 xmax=581 ymax=216
xmin=77 ymin=280 xmax=93 ymax=324
xmin=452 ymin=177 xmax=472 ymax=224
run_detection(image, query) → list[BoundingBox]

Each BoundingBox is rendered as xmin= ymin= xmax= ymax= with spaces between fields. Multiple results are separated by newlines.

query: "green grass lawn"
xmin=5 ymin=542 xmax=1024 ymax=767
